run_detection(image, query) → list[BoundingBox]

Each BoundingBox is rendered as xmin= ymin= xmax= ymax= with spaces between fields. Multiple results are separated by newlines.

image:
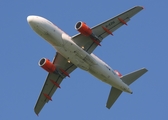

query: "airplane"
xmin=27 ymin=6 xmax=148 ymax=115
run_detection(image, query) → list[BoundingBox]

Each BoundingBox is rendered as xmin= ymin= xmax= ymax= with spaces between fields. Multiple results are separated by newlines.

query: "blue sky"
xmin=0 ymin=0 xmax=167 ymax=119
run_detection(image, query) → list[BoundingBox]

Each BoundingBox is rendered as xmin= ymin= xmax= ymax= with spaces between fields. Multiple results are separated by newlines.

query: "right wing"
xmin=72 ymin=6 xmax=143 ymax=54
xmin=34 ymin=52 xmax=77 ymax=115
xmin=106 ymin=87 xmax=122 ymax=109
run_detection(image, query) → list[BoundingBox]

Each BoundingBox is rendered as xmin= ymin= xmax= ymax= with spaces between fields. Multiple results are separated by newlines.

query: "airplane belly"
xmin=62 ymin=51 xmax=90 ymax=71
xmin=55 ymin=38 xmax=90 ymax=71
xmin=89 ymin=65 xmax=111 ymax=83
xmin=56 ymin=38 xmax=130 ymax=92
xmin=55 ymin=34 xmax=132 ymax=92
xmin=88 ymin=64 xmax=127 ymax=89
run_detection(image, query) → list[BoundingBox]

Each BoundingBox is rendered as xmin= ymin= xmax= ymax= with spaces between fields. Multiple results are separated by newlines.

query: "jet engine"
xmin=38 ymin=58 xmax=56 ymax=73
xmin=114 ymin=70 xmax=122 ymax=77
xmin=75 ymin=21 xmax=101 ymax=46
xmin=75 ymin=21 xmax=92 ymax=36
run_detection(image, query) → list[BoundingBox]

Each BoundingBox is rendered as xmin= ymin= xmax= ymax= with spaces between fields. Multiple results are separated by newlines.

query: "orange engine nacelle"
xmin=38 ymin=58 xmax=56 ymax=73
xmin=114 ymin=70 xmax=122 ymax=77
xmin=75 ymin=21 xmax=92 ymax=36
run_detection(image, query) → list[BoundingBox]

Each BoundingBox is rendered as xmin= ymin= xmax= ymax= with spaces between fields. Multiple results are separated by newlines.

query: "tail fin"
xmin=120 ymin=68 xmax=148 ymax=85
xmin=106 ymin=68 xmax=148 ymax=109
xmin=106 ymin=87 xmax=122 ymax=109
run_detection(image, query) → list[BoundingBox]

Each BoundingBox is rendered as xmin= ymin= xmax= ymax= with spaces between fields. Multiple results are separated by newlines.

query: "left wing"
xmin=34 ymin=52 xmax=77 ymax=115
xmin=72 ymin=6 xmax=143 ymax=54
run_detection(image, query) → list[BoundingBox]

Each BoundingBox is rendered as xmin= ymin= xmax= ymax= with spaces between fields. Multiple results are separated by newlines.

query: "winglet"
xmin=35 ymin=113 xmax=39 ymax=116
xmin=34 ymin=108 xmax=39 ymax=116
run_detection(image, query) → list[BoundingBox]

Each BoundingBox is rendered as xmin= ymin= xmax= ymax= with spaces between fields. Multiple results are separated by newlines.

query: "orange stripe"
xmin=102 ymin=26 xmax=113 ymax=35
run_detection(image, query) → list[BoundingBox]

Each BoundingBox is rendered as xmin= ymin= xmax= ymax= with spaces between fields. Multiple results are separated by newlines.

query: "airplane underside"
xmin=27 ymin=6 xmax=148 ymax=115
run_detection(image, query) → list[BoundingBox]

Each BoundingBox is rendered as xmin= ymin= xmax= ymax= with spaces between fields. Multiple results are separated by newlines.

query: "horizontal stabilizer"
xmin=121 ymin=68 xmax=148 ymax=85
xmin=106 ymin=68 xmax=148 ymax=109
xmin=106 ymin=87 xmax=122 ymax=109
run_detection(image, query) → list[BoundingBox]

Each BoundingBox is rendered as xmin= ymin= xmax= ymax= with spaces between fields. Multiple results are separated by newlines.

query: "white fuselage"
xmin=27 ymin=15 xmax=132 ymax=93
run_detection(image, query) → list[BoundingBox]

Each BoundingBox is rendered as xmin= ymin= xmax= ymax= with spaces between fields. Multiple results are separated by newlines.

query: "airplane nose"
xmin=27 ymin=15 xmax=34 ymax=24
